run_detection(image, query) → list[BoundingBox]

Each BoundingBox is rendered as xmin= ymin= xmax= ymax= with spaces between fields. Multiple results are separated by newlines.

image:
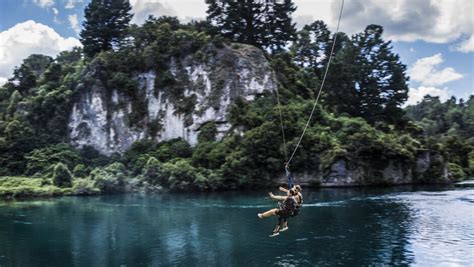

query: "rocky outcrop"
xmin=277 ymin=150 xmax=451 ymax=186
xmin=68 ymin=44 xmax=276 ymax=155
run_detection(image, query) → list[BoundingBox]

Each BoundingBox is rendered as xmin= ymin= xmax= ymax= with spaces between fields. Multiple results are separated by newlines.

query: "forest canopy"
xmin=0 ymin=0 xmax=472 ymax=196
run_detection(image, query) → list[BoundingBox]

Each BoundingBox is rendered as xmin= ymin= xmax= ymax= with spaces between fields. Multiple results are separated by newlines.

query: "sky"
xmin=0 ymin=0 xmax=472 ymax=105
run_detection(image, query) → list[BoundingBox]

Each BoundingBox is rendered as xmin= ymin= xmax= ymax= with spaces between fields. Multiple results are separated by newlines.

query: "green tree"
xmin=53 ymin=163 xmax=73 ymax=188
xmin=80 ymin=0 xmax=133 ymax=57
xmin=144 ymin=156 xmax=163 ymax=184
xmin=323 ymin=25 xmax=408 ymax=125
xmin=291 ymin=20 xmax=330 ymax=70
xmin=198 ymin=122 xmax=218 ymax=143
xmin=56 ymin=47 xmax=83 ymax=65
xmin=206 ymin=0 xmax=296 ymax=50
xmin=12 ymin=54 xmax=52 ymax=94
xmin=352 ymin=25 xmax=409 ymax=124
xmin=264 ymin=0 xmax=297 ymax=52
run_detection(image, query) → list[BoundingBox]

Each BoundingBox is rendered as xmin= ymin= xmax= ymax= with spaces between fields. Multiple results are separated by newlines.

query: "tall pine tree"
xmin=206 ymin=0 xmax=296 ymax=51
xmin=80 ymin=0 xmax=133 ymax=58
xmin=353 ymin=25 xmax=408 ymax=125
xmin=290 ymin=20 xmax=331 ymax=74
xmin=323 ymin=25 xmax=408 ymax=125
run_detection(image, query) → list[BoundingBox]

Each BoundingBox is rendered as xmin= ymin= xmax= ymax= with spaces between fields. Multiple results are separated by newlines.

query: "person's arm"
xmin=278 ymin=186 xmax=289 ymax=193
xmin=268 ymin=192 xmax=287 ymax=201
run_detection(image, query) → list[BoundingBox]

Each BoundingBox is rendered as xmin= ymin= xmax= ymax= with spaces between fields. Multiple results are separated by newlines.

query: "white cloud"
xmin=124 ymin=0 xmax=472 ymax=51
xmin=65 ymin=0 xmax=79 ymax=9
xmin=408 ymin=53 xmax=463 ymax=86
xmin=52 ymin=7 xmax=60 ymax=23
xmin=0 ymin=77 xmax=7 ymax=86
xmin=68 ymin=14 xmax=80 ymax=34
xmin=329 ymin=0 xmax=473 ymax=50
xmin=0 ymin=20 xmax=81 ymax=82
xmin=129 ymin=0 xmax=177 ymax=25
xmin=454 ymin=35 xmax=474 ymax=53
xmin=33 ymin=0 xmax=55 ymax=8
xmin=406 ymin=86 xmax=450 ymax=106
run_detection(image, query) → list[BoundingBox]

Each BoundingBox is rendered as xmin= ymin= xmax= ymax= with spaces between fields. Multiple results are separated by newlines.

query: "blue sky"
xmin=0 ymin=0 xmax=472 ymax=104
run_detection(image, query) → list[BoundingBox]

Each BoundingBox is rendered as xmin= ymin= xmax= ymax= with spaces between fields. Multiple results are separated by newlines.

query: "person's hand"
xmin=268 ymin=192 xmax=274 ymax=197
xmin=278 ymin=186 xmax=285 ymax=191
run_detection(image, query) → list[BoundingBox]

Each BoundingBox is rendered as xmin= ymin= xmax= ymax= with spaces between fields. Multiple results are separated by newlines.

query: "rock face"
xmin=277 ymin=151 xmax=451 ymax=186
xmin=68 ymin=44 xmax=276 ymax=155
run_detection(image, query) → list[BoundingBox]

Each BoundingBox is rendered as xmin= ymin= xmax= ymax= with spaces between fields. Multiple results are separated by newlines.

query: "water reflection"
xmin=0 ymin=186 xmax=473 ymax=266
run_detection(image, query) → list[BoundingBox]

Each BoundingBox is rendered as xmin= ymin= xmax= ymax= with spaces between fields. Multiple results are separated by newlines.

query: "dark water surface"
xmin=1 ymin=184 xmax=473 ymax=266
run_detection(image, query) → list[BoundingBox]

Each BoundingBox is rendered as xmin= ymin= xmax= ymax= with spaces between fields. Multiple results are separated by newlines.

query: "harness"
xmin=279 ymin=195 xmax=297 ymax=217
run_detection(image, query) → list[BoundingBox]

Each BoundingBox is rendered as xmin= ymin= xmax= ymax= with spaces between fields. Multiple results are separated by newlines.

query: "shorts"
xmin=275 ymin=208 xmax=292 ymax=218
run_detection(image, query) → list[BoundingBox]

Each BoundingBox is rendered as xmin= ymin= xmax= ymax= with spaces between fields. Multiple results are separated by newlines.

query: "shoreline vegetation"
xmin=0 ymin=175 xmax=469 ymax=200
xmin=1 ymin=0 xmax=473 ymax=200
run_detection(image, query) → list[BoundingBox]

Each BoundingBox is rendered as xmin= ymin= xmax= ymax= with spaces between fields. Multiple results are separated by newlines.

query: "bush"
xmin=53 ymin=163 xmax=73 ymax=188
xmin=91 ymin=162 xmax=128 ymax=193
xmin=162 ymin=159 xmax=210 ymax=191
xmin=144 ymin=156 xmax=163 ymax=184
xmin=448 ymin=163 xmax=466 ymax=181
xmin=73 ymin=164 xmax=88 ymax=178
xmin=151 ymin=138 xmax=192 ymax=162
xmin=198 ymin=122 xmax=217 ymax=143
xmin=25 ymin=144 xmax=81 ymax=176
xmin=72 ymin=178 xmax=100 ymax=195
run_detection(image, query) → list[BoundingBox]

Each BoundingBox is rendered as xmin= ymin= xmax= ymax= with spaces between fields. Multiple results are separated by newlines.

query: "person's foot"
xmin=279 ymin=226 xmax=289 ymax=232
xmin=269 ymin=232 xmax=280 ymax=237
xmin=257 ymin=213 xmax=263 ymax=219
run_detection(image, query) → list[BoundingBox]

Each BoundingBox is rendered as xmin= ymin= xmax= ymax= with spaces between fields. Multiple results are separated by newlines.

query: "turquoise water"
xmin=1 ymin=185 xmax=473 ymax=266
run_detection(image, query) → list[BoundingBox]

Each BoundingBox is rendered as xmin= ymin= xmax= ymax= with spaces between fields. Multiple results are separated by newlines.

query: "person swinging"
xmin=257 ymin=188 xmax=299 ymax=237
xmin=257 ymin=164 xmax=301 ymax=237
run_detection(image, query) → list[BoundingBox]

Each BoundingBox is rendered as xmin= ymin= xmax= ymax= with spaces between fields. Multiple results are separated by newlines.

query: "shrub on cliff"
xmin=53 ymin=163 xmax=73 ymax=188
xmin=144 ymin=156 xmax=164 ymax=185
xmin=91 ymin=162 xmax=128 ymax=193
xmin=448 ymin=163 xmax=466 ymax=181
xmin=72 ymin=178 xmax=100 ymax=195
xmin=73 ymin=164 xmax=88 ymax=178
xmin=162 ymin=159 xmax=211 ymax=191
xmin=25 ymin=143 xmax=81 ymax=177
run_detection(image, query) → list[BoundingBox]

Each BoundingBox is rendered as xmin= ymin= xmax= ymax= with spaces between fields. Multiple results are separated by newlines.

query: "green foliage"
xmin=91 ymin=162 xmax=128 ymax=193
xmin=153 ymin=138 xmax=193 ymax=162
xmin=448 ymin=163 xmax=466 ymax=181
xmin=72 ymin=178 xmax=101 ymax=195
xmin=0 ymin=177 xmax=71 ymax=199
xmin=144 ymin=157 xmax=163 ymax=184
xmin=73 ymin=164 xmax=88 ymax=178
xmin=406 ymin=95 xmax=473 ymax=177
xmin=206 ymin=0 xmax=296 ymax=51
xmin=198 ymin=122 xmax=218 ymax=142
xmin=0 ymin=2 xmax=470 ymax=195
xmin=161 ymin=159 xmax=215 ymax=191
xmin=25 ymin=144 xmax=81 ymax=176
xmin=0 ymin=176 xmax=102 ymax=198
xmin=53 ymin=163 xmax=73 ymax=188
xmin=80 ymin=0 xmax=133 ymax=57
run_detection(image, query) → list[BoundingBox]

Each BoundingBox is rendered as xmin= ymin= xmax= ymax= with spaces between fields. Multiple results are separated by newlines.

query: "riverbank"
xmin=1 ymin=175 xmax=471 ymax=200
xmin=0 ymin=177 xmax=99 ymax=200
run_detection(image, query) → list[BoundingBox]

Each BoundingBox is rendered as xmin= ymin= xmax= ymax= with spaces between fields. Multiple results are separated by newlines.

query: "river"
xmin=1 ymin=184 xmax=473 ymax=266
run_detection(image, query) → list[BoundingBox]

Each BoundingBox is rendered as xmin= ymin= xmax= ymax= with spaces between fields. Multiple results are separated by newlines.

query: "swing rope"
xmin=283 ymin=0 xmax=345 ymax=168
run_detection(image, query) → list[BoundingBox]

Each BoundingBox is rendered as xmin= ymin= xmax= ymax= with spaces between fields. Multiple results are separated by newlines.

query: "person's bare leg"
xmin=280 ymin=219 xmax=289 ymax=231
xmin=272 ymin=223 xmax=281 ymax=233
xmin=269 ymin=217 xmax=284 ymax=237
xmin=258 ymin=208 xmax=278 ymax=219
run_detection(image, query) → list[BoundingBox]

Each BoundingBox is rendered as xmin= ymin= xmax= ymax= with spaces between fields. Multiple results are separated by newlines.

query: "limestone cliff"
xmin=278 ymin=150 xmax=451 ymax=187
xmin=68 ymin=44 xmax=276 ymax=155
